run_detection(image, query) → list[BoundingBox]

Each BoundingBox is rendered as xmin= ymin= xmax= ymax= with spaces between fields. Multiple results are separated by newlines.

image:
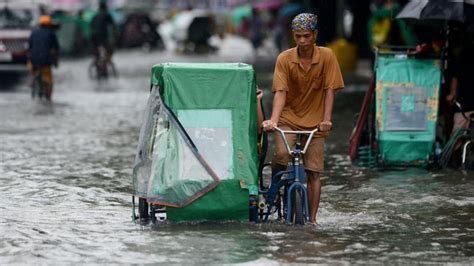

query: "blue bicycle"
xmin=258 ymin=126 xmax=320 ymax=225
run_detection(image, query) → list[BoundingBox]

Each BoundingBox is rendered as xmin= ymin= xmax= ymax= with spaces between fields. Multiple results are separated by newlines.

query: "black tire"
xmin=88 ymin=60 xmax=110 ymax=80
xmin=31 ymin=77 xmax=38 ymax=98
xmin=150 ymin=205 xmax=157 ymax=224
xmin=88 ymin=61 xmax=98 ymax=80
xmin=277 ymin=191 xmax=284 ymax=219
xmin=291 ymin=188 xmax=305 ymax=225
xmin=38 ymin=80 xmax=45 ymax=99
xmin=32 ymin=74 xmax=45 ymax=99
xmin=108 ymin=61 xmax=118 ymax=78
xmin=138 ymin=197 xmax=149 ymax=219
xmin=249 ymin=195 xmax=258 ymax=222
xmin=462 ymin=143 xmax=473 ymax=170
xmin=97 ymin=61 xmax=108 ymax=80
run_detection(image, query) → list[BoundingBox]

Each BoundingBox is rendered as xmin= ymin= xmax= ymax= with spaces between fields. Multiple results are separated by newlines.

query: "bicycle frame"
xmin=95 ymin=46 xmax=109 ymax=79
xmin=259 ymin=126 xmax=320 ymax=224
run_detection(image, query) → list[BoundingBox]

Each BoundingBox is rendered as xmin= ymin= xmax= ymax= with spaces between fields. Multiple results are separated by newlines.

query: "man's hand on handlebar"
xmin=256 ymin=87 xmax=264 ymax=100
xmin=262 ymin=120 xmax=277 ymax=131
xmin=262 ymin=120 xmax=332 ymax=132
xmin=318 ymin=121 xmax=332 ymax=132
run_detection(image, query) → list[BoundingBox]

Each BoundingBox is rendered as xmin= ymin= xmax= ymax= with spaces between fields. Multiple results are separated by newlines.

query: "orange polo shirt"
xmin=272 ymin=44 xmax=344 ymax=133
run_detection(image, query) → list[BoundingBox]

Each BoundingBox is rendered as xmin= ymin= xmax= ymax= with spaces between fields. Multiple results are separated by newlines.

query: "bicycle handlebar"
xmin=274 ymin=126 xmax=320 ymax=155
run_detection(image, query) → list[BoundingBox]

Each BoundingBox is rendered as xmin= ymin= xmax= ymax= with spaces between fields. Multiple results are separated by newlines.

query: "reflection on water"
xmin=0 ymin=50 xmax=473 ymax=264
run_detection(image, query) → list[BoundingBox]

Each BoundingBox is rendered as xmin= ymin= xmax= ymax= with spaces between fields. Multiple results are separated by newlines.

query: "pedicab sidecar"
xmin=132 ymin=63 xmax=261 ymax=222
xmin=350 ymin=49 xmax=442 ymax=167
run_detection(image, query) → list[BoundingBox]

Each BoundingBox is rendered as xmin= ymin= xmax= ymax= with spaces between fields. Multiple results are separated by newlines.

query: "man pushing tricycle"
xmin=262 ymin=13 xmax=344 ymax=224
xmin=132 ymin=13 xmax=343 ymax=226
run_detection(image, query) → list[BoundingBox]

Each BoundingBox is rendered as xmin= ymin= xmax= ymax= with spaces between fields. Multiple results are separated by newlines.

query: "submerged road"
xmin=0 ymin=40 xmax=473 ymax=264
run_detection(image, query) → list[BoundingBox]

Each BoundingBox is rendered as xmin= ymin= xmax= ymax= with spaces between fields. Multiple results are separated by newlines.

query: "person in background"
xmin=250 ymin=7 xmax=264 ymax=55
xmin=90 ymin=1 xmax=116 ymax=64
xmin=27 ymin=15 xmax=60 ymax=101
xmin=367 ymin=0 xmax=417 ymax=50
xmin=262 ymin=13 xmax=344 ymax=224
xmin=273 ymin=0 xmax=304 ymax=52
xmin=446 ymin=34 xmax=474 ymax=149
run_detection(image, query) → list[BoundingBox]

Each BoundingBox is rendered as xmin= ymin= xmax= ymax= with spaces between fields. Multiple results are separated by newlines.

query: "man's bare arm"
xmin=262 ymin=90 xmax=286 ymax=131
xmin=256 ymin=88 xmax=264 ymax=134
xmin=446 ymin=77 xmax=458 ymax=104
xmin=320 ymin=89 xmax=335 ymax=131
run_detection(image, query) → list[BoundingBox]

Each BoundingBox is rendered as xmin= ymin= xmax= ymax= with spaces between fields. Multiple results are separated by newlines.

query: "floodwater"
xmin=1 ymin=42 xmax=473 ymax=264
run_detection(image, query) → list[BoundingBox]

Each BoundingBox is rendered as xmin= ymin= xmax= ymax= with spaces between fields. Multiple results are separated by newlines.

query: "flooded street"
xmin=1 ymin=41 xmax=473 ymax=264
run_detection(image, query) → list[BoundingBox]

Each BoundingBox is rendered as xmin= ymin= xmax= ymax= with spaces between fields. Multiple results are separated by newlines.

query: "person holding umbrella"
xmin=398 ymin=0 xmax=474 ymax=165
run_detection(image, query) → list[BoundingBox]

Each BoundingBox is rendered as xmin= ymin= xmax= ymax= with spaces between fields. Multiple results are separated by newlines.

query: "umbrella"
xmin=253 ymin=0 xmax=283 ymax=11
xmin=278 ymin=3 xmax=304 ymax=18
xmin=396 ymin=0 xmax=429 ymax=21
xmin=397 ymin=0 xmax=474 ymax=26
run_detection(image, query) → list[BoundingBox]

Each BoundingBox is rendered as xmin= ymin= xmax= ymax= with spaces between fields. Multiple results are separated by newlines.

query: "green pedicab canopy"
xmin=375 ymin=55 xmax=441 ymax=165
xmin=133 ymin=63 xmax=259 ymax=221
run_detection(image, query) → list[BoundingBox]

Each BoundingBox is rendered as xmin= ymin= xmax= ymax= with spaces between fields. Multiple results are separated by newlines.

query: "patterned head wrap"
xmin=291 ymin=13 xmax=318 ymax=32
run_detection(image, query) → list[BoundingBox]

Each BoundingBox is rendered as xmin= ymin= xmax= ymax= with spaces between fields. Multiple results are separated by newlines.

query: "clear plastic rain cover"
xmin=132 ymin=87 xmax=220 ymax=207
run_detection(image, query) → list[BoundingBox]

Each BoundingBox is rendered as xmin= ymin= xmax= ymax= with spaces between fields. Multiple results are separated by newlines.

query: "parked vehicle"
xmin=131 ymin=62 xmax=322 ymax=225
xmin=350 ymin=48 xmax=442 ymax=168
xmin=171 ymin=9 xmax=217 ymax=53
xmin=120 ymin=12 xmax=164 ymax=51
xmin=132 ymin=63 xmax=260 ymax=223
xmin=0 ymin=2 xmax=40 ymax=72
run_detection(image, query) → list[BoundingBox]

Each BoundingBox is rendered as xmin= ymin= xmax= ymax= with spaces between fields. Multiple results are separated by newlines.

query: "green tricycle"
xmin=131 ymin=62 xmax=319 ymax=225
xmin=350 ymin=48 xmax=443 ymax=168
xmin=349 ymin=48 xmax=473 ymax=170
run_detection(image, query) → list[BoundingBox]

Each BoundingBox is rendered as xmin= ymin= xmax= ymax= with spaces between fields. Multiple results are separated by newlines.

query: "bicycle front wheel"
xmin=88 ymin=61 xmax=98 ymax=80
xmin=138 ymin=197 xmax=149 ymax=220
xmin=291 ymin=188 xmax=305 ymax=225
xmin=108 ymin=61 xmax=118 ymax=78
xmin=31 ymin=74 xmax=44 ymax=99
xmin=31 ymin=78 xmax=38 ymax=98
xmin=462 ymin=141 xmax=473 ymax=170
